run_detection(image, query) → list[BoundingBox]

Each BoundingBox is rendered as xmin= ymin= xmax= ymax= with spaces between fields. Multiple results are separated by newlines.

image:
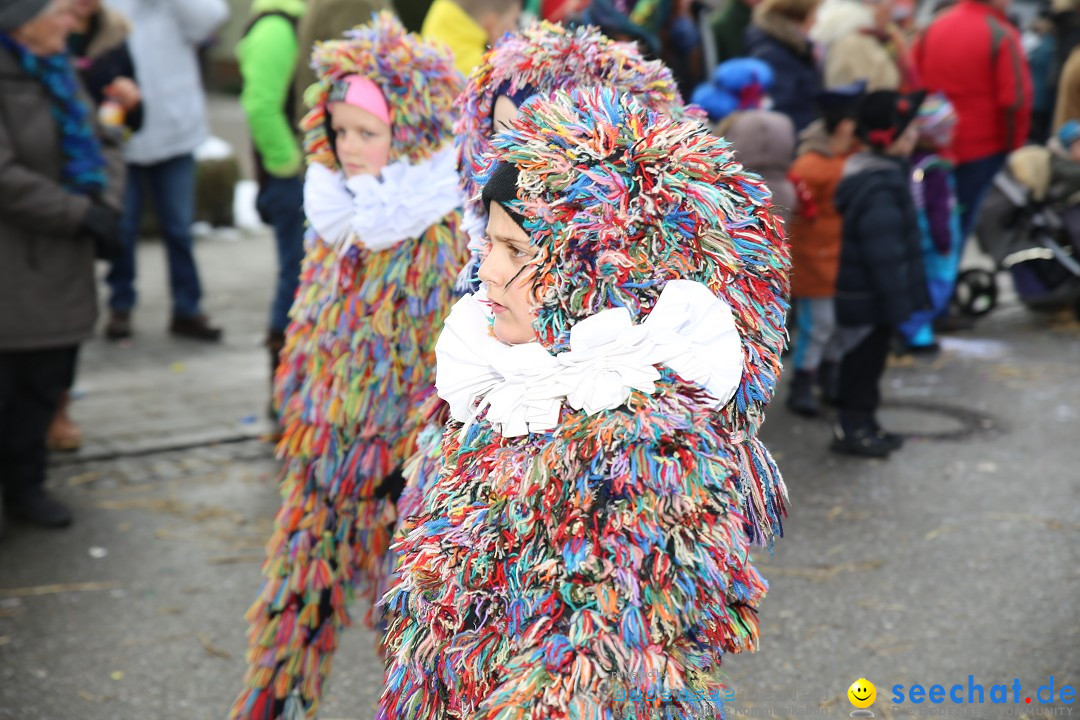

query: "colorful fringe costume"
xmin=438 ymin=21 xmax=791 ymax=551
xmin=380 ymin=87 xmax=790 ymax=719
xmin=397 ymin=19 xmax=692 ymax=544
xmin=231 ymin=14 xmax=468 ymax=719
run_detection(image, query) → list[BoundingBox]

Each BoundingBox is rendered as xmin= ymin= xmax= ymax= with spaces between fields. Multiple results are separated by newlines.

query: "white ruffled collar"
xmin=303 ymin=147 xmax=462 ymax=253
xmin=434 ymin=280 xmax=745 ymax=437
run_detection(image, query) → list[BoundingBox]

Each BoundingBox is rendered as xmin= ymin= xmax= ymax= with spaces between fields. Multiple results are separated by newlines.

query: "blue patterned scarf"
xmin=0 ymin=33 xmax=106 ymax=195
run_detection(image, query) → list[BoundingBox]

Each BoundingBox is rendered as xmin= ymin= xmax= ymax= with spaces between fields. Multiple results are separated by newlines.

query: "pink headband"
xmin=328 ymin=74 xmax=391 ymax=126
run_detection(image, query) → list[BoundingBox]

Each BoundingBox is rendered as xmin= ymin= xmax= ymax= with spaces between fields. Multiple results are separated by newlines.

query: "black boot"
xmin=818 ymin=361 xmax=840 ymax=406
xmin=830 ymin=415 xmax=894 ymax=458
xmin=871 ymin=418 xmax=905 ymax=451
xmin=787 ymin=370 xmax=820 ymax=417
xmin=5 ymin=487 xmax=73 ymax=528
xmin=266 ymin=330 xmax=286 ymax=428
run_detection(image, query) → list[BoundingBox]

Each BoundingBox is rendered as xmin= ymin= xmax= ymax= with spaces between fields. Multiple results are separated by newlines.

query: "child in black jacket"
xmin=832 ymin=90 xmax=931 ymax=458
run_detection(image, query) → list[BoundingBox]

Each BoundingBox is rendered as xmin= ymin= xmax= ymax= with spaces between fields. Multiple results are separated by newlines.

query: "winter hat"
xmin=300 ymin=12 xmax=463 ymax=171
xmin=479 ymin=86 xmax=789 ymax=436
xmin=815 ymin=79 xmax=866 ymax=115
xmin=0 ymin=0 xmax=50 ymax=32
xmin=692 ymin=57 xmax=774 ymax=122
xmin=914 ymin=92 xmax=957 ymax=148
xmin=855 ymin=89 xmax=927 ymax=149
xmin=1058 ymin=119 xmax=1080 ymax=148
xmin=479 ymin=160 xmax=526 ymax=230
xmin=455 ymin=21 xmax=684 ymax=226
xmin=326 ymin=74 xmax=391 ymax=126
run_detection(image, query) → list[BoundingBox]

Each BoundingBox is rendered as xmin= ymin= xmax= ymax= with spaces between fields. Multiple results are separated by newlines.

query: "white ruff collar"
xmin=303 ymin=148 xmax=462 ymax=252
xmin=434 ymin=280 xmax=744 ymax=437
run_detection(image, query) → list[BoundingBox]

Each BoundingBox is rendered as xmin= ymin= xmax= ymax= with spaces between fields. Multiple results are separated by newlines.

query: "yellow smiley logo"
xmin=848 ymin=678 xmax=877 ymax=709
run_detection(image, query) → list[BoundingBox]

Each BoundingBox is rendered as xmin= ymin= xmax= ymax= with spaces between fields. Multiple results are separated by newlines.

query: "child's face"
xmin=477 ymin=203 xmax=539 ymax=345
xmin=834 ymin=118 xmax=857 ymax=152
xmin=1069 ymin=139 xmax=1080 ymax=163
xmin=329 ymin=102 xmax=391 ymax=178
xmin=492 ymin=95 xmax=518 ymax=133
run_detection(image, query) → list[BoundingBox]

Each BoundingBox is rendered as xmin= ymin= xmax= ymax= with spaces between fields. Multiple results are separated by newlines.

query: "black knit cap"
xmin=856 ymin=90 xmax=927 ymax=149
xmin=0 ymin=0 xmax=51 ymax=31
xmin=480 ymin=161 xmax=528 ymax=232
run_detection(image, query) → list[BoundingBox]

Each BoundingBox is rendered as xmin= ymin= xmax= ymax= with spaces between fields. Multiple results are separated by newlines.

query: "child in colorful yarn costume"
xmin=231 ymin=13 xmax=469 ymax=720
xmin=442 ymin=22 xmax=789 ymax=553
xmin=379 ymin=86 xmax=786 ymax=720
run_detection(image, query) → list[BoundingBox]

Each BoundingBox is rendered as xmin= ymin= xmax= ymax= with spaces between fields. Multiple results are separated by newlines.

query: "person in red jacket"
xmin=915 ymin=0 xmax=1032 ymax=250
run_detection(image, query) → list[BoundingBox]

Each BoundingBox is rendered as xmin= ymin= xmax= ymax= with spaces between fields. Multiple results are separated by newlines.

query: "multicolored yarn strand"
xmin=453 ymin=21 xmax=684 ymax=261
xmin=378 ymin=88 xmax=787 ymax=720
xmin=301 ymin=11 xmax=464 ymax=169
xmin=502 ymin=85 xmax=790 ymax=545
xmin=231 ymin=13 xmax=468 ymax=720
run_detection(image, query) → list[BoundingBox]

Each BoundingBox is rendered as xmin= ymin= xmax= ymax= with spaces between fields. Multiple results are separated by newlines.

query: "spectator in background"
xmin=293 ymin=0 xmax=391 ymax=125
xmin=104 ymin=0 xmax=229 ymax=342
xmin=744 ymin=0 xmax=822 ymax=132
xmin=68 ymin=0 xmax=142 ymax=135
xmin=421 ymin=0 xmax=521 ymax=76
xmin=1054 ymin=33 xmax=1080 ymax=130
xmin=785 ymin=81 xmax=864 ymax=417
xmin=711 ymin=0 xmax=761 ymax=63
xmin=1029 ymin=13 xmax=1057 ymax=142
xmin=236 ymin=0 xmax=306 ymax=422
xmin=832 ymin=90 xmax=930 ymax=458
xmin=811 ymin=0 xmax=910 ymax=91
xmin=915 ymin=0 xmax=1031 ymax=262
xmin=1 ymin=0 xmax=123 ymax=529
xmin=45 ymin=0 xmax=143 ymax=453
xmin=694 ymin=58 xmax=797 ymax=223
xmin=897 ymin=94 xmax=962 ymax=353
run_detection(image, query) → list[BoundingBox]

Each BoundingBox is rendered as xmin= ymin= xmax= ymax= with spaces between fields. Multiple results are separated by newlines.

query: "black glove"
xmin=80 ymin=202 xmax=122 ymax=260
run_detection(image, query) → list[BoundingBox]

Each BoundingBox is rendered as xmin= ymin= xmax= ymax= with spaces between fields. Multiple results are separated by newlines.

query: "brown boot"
xmin=266 ymin=330 xmax=287 ymax=437
xmin=46 ymin=390 xmax=82 ymax=452
xmin=169 ymin=314 xmax=223 ymax=342
xmin=105 ymin=310 xmax=132 ymax=341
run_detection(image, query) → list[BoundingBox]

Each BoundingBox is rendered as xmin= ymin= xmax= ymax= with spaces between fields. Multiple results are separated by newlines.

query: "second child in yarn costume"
xmin=380 ymin=86 xmax=782 ymax=720
xmin=230 ymin=13 xmax=468 ymax=720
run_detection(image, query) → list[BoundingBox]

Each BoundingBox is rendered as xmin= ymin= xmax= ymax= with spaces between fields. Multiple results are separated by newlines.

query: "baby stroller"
xmin=967 ymin=147 xmax=1080 ymax=319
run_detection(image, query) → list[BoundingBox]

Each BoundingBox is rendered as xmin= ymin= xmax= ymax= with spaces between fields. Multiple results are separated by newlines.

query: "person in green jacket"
xmin=237 ymin=0 xmax=307 ymax=411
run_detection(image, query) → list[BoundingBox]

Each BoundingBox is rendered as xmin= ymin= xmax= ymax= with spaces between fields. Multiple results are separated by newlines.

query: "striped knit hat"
xmin=914 ymin=92 xmax=957 ymax=149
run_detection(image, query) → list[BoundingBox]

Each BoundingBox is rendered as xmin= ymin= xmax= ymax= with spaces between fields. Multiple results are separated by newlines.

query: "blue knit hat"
xmin=1058 ymin=120 xmax=1080 ymax=149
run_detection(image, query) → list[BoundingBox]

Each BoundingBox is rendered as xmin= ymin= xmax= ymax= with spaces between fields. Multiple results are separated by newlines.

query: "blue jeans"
xmin=107 ymin=154 xmax=203 ymax=318
xmin=955 ymin=152 xmax=1008 ymax=243
xmin=256 ymin=175 xmax=306 ymax=333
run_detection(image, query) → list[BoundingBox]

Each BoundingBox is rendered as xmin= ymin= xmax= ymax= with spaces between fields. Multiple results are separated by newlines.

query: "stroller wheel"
xmin=951 ymin=269 xmax=998 ymax=317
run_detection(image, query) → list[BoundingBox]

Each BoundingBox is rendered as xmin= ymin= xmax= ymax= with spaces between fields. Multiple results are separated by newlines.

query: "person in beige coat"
xmin=811 ymin=0 xmax=902 ymax=90
xmin=1054 ymin=44 xmax=1080 ymax=131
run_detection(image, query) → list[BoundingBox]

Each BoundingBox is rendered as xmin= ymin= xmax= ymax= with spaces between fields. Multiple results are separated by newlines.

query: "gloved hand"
xmin=80 ymin=202 xmax=123 ymax=260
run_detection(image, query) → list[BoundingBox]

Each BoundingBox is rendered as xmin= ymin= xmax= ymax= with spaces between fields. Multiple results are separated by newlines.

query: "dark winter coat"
xmin=67 ymin=6 xmax=143 ymax=131
xmin=833 ymin=152 xmax=930 ymax=327
xmin=0 ymin=47 xmax=124 ymax=351
xmin=744 ymin=8 xmax=821 ymax=133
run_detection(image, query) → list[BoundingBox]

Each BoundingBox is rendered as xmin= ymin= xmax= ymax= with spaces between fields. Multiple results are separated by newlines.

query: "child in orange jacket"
xmin=786 ymin=81 xmax=863 ymax=416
